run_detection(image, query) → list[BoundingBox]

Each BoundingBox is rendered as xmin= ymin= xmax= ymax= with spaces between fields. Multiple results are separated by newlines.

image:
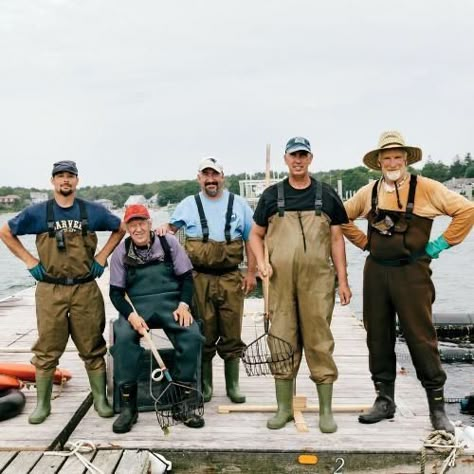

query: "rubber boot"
xmin=224 ymin=358 xmax=246 ymax=403
xmin=317 ymin=383 xmax=337 ymax=433
xmin=427 ymin=388 xmax=454 ymax=433
xmin=28 ymin=371 xmax=54 ymax=424
xmin=87 ymin=369 xmax=114 ymax=418
xmin=113 ymin=383 xmax=138 ymax=434
xmin=267 ymin=379 xmax=294 ymax=429
xmin=359 ymin=382 xmax=396 ymax=424
xmin=202 ymin=359 xmax=213 ymax=403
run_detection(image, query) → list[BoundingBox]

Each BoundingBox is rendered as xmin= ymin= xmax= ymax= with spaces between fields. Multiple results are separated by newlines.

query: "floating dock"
xmin=0 ymin=275 xmax=472 ymax=473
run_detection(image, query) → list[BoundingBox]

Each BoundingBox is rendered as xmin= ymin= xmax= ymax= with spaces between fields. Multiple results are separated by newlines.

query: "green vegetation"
xmin=1 ymin=153 xmax=472 ymax=211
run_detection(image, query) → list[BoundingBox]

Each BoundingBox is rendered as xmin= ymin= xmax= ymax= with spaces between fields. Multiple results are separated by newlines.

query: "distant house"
xmin=94 ymin=198 xmax=114 ymax=210
xmin=124 ymin=195 xmax=148 ymax=207
xmin=147 ymin=194 xmax=159 ymax=208
xmin=443 ymin=177 xmax=474 ymax=199
xmin=30 ymin=192 xmax=48 ymax=204
xmin=0 ymin=195 xmax=21 ymax=207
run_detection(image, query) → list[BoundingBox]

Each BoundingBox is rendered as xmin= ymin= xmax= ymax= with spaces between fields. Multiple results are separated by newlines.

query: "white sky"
xmin=1 ymin=0 xmax=473 ymax=187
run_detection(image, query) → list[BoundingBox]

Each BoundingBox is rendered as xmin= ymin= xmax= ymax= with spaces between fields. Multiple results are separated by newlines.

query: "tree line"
xmin=1 ymin=153 xmax=472 ymax=211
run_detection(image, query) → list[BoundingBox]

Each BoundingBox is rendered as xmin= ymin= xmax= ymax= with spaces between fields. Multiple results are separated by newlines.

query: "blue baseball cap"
xmin=52 ymin=160 xmax=78 ymax=176
xmin=285 ymin=137 xmax=311 ymax=154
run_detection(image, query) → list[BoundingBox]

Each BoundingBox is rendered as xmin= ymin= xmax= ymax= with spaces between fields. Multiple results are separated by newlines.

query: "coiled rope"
xmin=420 ymin=430 xmax=463 ymax=474
xmin=44 ymin=440 xmax=103 ymax=474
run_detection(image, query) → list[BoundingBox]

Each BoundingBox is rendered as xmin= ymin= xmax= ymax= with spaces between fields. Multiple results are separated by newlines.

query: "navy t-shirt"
xmin=9 ymin=199 xmax=121 ymax=236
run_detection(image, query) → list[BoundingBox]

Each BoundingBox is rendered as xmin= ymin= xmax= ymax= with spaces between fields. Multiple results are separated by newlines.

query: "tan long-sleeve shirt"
xmin=342 ymin=175 xmax=474 ymax=250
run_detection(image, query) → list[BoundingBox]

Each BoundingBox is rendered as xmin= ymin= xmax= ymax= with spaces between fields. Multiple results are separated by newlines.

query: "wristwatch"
xmin=179 ymin=301 xmax=190 ymax=311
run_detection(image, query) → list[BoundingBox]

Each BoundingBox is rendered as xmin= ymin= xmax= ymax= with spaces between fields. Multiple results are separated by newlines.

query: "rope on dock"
xmin=44 ymin=440 xmax=104 ymax=474
xmin=420 ymin=430 xmax=463 ymax=474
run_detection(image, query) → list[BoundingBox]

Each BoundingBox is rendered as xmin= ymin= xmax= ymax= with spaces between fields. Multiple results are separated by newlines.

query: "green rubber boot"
xmin=267 ymin=379 xmax=294 ymax=430
xmin=224 ymin=358 xmax=246 ymax=404
xmin=29 ymin=371 xmax=54 ymax=424
xmin=87 ymin=369 xmax=114 ymax=418
xmin=202 ymin=360 xmax=213 ymax=403
xmin=317 ymin=383 xmax=337 ymax=433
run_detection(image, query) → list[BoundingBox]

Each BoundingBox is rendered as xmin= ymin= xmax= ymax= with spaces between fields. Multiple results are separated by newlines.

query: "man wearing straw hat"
xmin=250 ymin=137 xmax=352 ymax=433
xmin=158 ymin=157 xmax=257 ymax=405
xmin=342 ymin=131 xmax=474 ymax=433
xmin=109 ymin=204 xmax=205 ymax=433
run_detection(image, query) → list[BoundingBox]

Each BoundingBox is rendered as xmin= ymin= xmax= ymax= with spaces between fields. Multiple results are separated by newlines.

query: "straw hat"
xmin=363 ymin=131 xmax=422 ymax=171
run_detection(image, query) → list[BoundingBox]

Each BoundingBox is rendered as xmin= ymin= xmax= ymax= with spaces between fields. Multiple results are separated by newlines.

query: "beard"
xmin=203 ymin=182 xmax=219 ymax=197
xmin=59 ymin=188 xmax=74 ymax=197
xmin=385 ymin=170 xmax=402 ymax=182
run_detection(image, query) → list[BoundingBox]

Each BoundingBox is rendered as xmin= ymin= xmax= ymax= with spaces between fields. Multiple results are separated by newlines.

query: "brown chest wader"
xmin=266 ymin=180 xmax=338 ymax=433
xmin=29 ymin=199 xmax=111 ymax=424
xmin=360 ymin=176 xmax=451 ymax=431
xmin=186 ymin=193 xmax=246 ymax=403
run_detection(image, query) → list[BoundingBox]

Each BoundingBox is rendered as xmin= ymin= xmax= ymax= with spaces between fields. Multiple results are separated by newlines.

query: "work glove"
xmin=424 ymin=235 xmax=450 ymax=259
xmin=28 ymin=263 xmax=46 ymax=282
xmin=90 ymin=260 xmax=105 ymax=278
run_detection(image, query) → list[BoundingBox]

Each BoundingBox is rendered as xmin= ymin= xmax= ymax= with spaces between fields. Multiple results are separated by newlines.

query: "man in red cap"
xmin=109 ymin=204 xmax=205 ymax=433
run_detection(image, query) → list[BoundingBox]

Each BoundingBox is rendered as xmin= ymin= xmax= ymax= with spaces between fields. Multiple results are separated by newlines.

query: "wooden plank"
xmin=56 ymin=451 xmax=94 ymax=474
xmin=0 ymin=452 xmax=17 ymax=471
xmin=114 ymin=450 xmax=149 ymax=474
xmin=87 ymin=450 xmax=123 ymax=474
xmin=2 ymin=451 xmax=43 ymax=474
xmin=29 ymin=453 xmax=67 ymax=474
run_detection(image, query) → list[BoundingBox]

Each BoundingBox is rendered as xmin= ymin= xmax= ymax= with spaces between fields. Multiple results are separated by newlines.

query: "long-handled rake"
xmin=241 ymin=145 xmax=294 ymax=377
xmin=142 ymin=332 xmax=204 ymax=431
xmin=124 ymin=295 xmax=204 ymax=431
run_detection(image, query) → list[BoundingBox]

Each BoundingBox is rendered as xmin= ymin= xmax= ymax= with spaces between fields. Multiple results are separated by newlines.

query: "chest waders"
xmin=185 ymin=193 xmax=246 ymax=403
xmin=360 ymin=175 xmax=453 ymax=433
xmin=29 ymin=199 xmax=112 ymax=424
xmin=266 ymin=181 xmax=338 ymax=433
xmin=110 ymin=235 xmax=205 ymax=433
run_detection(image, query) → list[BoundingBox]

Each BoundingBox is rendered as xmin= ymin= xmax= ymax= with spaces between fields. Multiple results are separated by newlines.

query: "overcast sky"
xmin=1 ymin=0 xmax=473 ymax=188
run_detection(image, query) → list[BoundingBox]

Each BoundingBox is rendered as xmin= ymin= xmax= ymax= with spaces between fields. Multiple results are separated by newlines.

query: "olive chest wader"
xmin=185 ymin=193 xmax=246 ymax=403
xmin=110 ymin=234 xmax=205 ymax=433
xmin=30 ymin=199 xmax=112 ymax=424
xmin=266 ymin=180 xmax=338 ymax=433
xmin=359 ymin=175 xmax=453 ymax=433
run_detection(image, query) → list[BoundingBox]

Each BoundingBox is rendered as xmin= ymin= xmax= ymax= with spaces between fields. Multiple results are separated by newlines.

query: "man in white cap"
xmin=342 ymin=131 xmax=474 ymax=433
xmin=158 ymin=157 xmax=257 ymax=404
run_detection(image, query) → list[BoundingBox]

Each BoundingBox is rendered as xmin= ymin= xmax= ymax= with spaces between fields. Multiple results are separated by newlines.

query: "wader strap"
xmin=314 ymin=180 xmax=323 ymax=216
xmin=370 ymin=180 xmax=381 ymax=213
xmin=193 ymin=265 xmax=239 ymax=275
xmin=224 ymin=193 xmax=234 ymax=244
xmin=277 ymin=181 xmax=285 ymax=217
xmin=46 ymin=198 xmax=89 ymax=237
xmin=194 ymin=194 xmax=209 ymax=243
xmin=42 ymin=274 xmax=95 ymax=285
xmin=158 ymin=235 xmax=173 ymax=263
xmin=405 ymin=174 xmax=417 ymax=220
xmin=76 ymin=198 xmax=89 ymax=235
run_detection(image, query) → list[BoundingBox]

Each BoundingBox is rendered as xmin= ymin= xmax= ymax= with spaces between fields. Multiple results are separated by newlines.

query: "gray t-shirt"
xmin=109 ymin=234 xmax=192 ymax=288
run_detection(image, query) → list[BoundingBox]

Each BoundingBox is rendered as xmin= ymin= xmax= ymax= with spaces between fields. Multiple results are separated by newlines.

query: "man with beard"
xmin=342 ymin=131 xmax=474 ymax=433
xmin=249 ymin=137 xmax=351 ymax=433
xmin=0 ymin=161 xmax=124 ymax=424
xmin=158 ymin=157 xmax=257 ymax=404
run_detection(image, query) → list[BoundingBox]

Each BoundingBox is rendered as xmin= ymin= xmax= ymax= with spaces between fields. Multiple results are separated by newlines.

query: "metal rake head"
xmin=242 ymin=332 xmax=294 ymax=377
xmin=154 ymin=381 xmax=204 ymax=431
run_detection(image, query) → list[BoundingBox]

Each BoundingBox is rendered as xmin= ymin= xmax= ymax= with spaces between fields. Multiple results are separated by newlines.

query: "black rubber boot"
xmin=359 ymin=382 xmax=396 ymax=424
xmin=112 ymin=383 xmax=138 ymax=434
xmin=427 ymin=388 xmax=454 ymax=433
xmin=202 ymin=360 xmax=213 ymax=403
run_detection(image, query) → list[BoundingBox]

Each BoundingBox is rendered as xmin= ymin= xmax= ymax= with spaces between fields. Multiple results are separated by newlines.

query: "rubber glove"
xmin=28 ymin=263 xmax=46 ymax=281
xmin=90 ymin=260 xmax=105 ymax=278
xmin=425 ymin=235 xmax=450 ymax=259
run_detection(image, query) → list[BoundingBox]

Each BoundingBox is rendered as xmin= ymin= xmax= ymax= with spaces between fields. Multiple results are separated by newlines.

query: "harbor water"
xmin=0 ymin=210 xmax=472 ymax=425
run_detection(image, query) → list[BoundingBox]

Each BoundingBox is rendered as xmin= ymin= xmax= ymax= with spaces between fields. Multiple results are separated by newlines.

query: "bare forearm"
xmin=95 ymin=227 xmax=126 ymax=264
xmin=245 ymin=241 xmax=258 ymax=273
xmin=331 ymin=227 xmax=349 ymax=285
xmin=249 ymin=225 xmax=266 ymax=269
xmin=0 ymin=224 xmax=37 ymax=268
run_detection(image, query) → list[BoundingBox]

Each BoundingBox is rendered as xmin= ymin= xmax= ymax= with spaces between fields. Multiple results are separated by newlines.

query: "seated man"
xmin=109 ymin=204 xmax=205 ymax=433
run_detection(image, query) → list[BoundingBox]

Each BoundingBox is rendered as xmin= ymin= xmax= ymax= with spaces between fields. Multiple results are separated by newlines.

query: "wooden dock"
xmin=0 ymin=275 xmax=473 ymax=473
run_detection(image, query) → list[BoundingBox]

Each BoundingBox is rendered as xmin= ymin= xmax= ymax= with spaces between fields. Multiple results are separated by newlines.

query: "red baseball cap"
xmin=124 ymin=204 xmax=150 ymax=223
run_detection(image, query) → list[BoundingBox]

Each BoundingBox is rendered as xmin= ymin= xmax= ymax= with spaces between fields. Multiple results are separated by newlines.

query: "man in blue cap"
xmin=0 ymin=161 xmax=124 ymax=424
xmin=250 ymin=137 xmax=352 ymax=433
